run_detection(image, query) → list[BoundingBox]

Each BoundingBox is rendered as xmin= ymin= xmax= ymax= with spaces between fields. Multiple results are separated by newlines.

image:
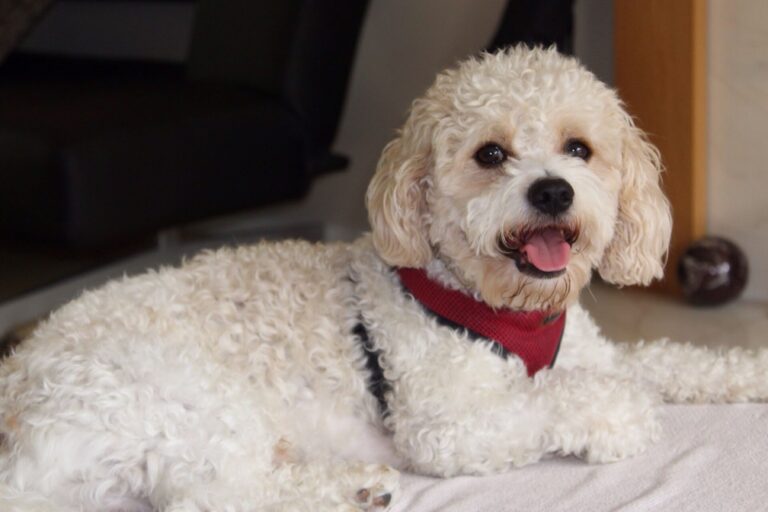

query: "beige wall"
xmin=708 ymin=0 xmax=768 ymax=300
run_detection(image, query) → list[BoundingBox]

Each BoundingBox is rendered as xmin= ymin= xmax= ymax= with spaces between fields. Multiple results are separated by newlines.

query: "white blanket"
xmin=394 ymin=404 xmax=768 ymax=511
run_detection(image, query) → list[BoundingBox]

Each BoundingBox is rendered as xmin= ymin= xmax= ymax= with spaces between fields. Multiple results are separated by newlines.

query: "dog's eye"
xmin=474 ymin=143 xmax=508 ymax=167
xmin=564 ymin=138 xmax=592 ymax=161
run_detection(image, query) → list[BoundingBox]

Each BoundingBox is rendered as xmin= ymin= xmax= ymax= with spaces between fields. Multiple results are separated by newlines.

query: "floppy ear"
xmin=365 ymin=100 xmax=434 ymax=267
xmin=597 ymin=118 xmax=672 ymax=286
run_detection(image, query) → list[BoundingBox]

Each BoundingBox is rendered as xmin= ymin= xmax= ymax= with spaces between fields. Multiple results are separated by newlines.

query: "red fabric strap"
xmin=397 ymin=267 xmax=565 ymax=376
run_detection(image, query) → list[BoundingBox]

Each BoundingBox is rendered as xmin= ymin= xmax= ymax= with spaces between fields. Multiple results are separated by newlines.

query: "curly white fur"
xmin=0 ymin=47 xmax=765 ymax=511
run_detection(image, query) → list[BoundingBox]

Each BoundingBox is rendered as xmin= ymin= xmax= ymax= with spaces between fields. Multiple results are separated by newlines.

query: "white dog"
xmin=1 ymin=46 xmax=766 ymax=512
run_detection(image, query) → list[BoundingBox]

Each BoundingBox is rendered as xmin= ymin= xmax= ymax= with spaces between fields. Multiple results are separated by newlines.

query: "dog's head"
xmin=366 ymin=46 xmax=671 ymax=311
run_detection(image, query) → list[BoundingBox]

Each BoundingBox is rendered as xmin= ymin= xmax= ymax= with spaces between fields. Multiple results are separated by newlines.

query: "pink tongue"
xmin=522 ymin=228 xmax=571 ymax=272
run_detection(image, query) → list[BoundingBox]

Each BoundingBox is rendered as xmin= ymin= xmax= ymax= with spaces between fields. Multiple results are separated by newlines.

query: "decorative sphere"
xmin=677 ymin=236 xmax=748 ymax=306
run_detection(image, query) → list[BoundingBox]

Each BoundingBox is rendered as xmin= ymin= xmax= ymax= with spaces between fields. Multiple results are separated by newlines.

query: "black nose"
xmin=527 ymin=178 xmax=574 ymax=216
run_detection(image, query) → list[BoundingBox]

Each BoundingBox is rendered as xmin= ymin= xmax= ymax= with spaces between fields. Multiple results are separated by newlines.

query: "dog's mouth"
xmin=498 ymin=225 xmax=579 ymax=279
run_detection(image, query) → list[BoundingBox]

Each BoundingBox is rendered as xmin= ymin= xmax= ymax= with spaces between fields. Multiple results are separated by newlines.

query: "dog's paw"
xmin=274 ymin=461 xmax=399 ymax=511
xmin=345 ymin=464 xmax=399 ymax=511
xmin=545 ymin=369 xmax=662 ymax=464
xmin=354 ymin=486 xmax=392 ymax=510
xmin=580 ymin=389 xmax=662 ymax=464
xmin=581 ymin=416 xmax=661 ymax=464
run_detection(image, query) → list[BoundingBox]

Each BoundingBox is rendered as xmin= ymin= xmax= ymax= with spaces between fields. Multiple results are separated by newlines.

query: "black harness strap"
xmin=353 ymin=322 xmax=390 ymax=415
xmin=351 ymin=274 xmax=565 ymax=416
xmin=352 ymin=312 xmax=564 ymax=418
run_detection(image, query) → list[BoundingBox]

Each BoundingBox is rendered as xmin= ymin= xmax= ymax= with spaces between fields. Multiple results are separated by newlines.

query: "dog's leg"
xmin=612 ymin=339 xmax=768 ymax=404
xmin=388 ymin=365 xmax=660 ymax=476
xmin=539 ymin=367 xmax=662 ymax=464
xmin=159 ymin=460 xmax=399 ymax=512
xmin=556 ymin=304 xmax=768 ymax=404
xmin=271 ymin=460 xmax=399 ymax=512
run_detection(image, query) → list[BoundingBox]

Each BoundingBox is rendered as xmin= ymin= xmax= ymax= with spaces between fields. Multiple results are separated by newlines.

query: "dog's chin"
xmin=512 ymin=260 xmax=566 ymax=279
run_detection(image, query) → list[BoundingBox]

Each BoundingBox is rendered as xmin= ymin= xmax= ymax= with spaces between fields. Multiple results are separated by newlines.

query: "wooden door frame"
xmin=614 ymin=0 xmax=708 ymax=295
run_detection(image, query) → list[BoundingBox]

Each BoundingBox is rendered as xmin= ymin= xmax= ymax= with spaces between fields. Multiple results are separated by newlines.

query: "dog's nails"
xmin=373 ymin=493 xmax=392 ymax=507
xmin=356 ymin=488 xmax=371 ymax=503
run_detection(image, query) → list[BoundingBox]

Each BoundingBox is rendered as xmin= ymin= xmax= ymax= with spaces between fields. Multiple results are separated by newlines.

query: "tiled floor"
xmin=583 ymin=280 xmax=768 ymax=351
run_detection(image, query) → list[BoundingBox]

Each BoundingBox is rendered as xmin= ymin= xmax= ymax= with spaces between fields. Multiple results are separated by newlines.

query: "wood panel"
xmin=614 ymin=0 xmax=708 ymax=295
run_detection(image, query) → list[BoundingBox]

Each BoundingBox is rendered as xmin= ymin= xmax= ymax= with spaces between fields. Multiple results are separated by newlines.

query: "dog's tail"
xmin=0 ymin=483 xmax=72 ymax=512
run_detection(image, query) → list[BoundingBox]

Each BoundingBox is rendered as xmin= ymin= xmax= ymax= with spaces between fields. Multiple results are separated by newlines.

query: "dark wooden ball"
xmin=677 ymin=236 xmax=748 ymax=306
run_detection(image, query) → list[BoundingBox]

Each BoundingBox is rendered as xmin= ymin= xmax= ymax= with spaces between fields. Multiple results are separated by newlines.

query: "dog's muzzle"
xmin=499 ymin=224 xmax=578 ymax=279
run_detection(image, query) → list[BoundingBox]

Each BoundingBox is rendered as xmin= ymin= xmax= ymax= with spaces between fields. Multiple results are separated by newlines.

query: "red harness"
xmin=397 ymin=267 xmax=565 ymax=376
